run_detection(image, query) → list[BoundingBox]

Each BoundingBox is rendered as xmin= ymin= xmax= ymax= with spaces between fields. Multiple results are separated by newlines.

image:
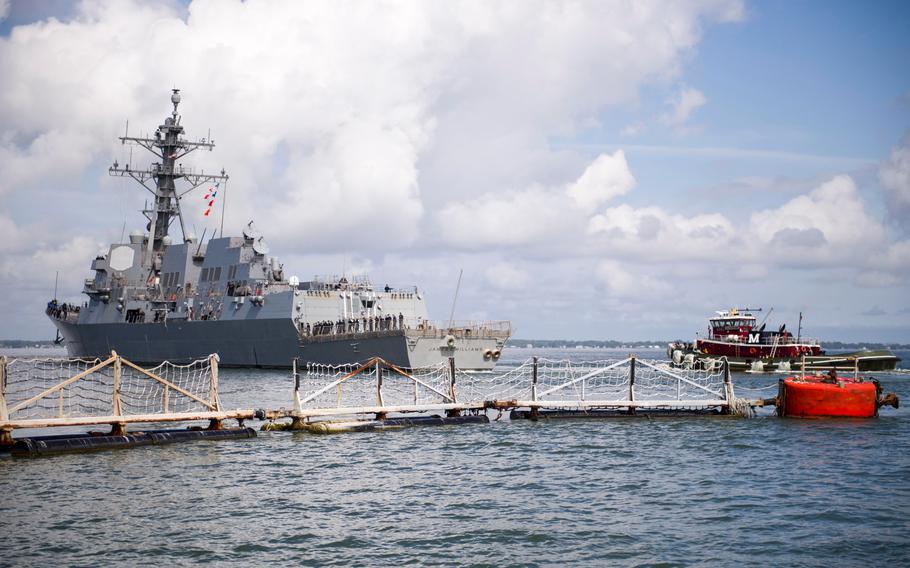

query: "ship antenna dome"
xmin=171 ymin=89 xmax=181 ymax=116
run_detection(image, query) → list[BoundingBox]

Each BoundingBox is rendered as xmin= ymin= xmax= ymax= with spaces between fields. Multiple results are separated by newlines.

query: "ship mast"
xmin=109 ymin=89 xmax=229 ymax=266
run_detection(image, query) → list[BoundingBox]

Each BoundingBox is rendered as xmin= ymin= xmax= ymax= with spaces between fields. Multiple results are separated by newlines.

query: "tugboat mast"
xmin=108 ymin=89 xmax=229 ymax=267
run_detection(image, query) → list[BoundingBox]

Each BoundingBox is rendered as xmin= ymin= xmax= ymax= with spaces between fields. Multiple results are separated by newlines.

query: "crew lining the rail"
xmin=300 ymin=313 xmax=407 ymax=337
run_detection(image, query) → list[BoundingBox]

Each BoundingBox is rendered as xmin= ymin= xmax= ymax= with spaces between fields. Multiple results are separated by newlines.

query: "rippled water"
xmin=2 ymin=347 xmax=909 ymax=566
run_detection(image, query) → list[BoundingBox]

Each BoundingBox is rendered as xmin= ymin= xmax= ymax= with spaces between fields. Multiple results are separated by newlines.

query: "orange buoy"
xmin=778 ymin=373 xmax=886 ymax=418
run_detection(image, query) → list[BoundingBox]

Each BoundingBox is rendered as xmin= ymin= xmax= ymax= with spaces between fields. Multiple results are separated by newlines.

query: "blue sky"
xmin=0 ymin=0 xmax=909 ymax=342
xmin=591 ymin=0 xmax=909 ymax=201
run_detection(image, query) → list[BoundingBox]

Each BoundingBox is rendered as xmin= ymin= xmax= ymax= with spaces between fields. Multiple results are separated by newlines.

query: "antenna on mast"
xmin=757 ymin=307 xmax=774 ymax=328
xmin=109 ymin=89 xmax=229 ymax=266
xmin=219 ymin=172 xmax=227 ymax=238
xmin=448 ymin=269 xmax=463 ymax=330
xmin=195 ymin=228 xmax=207 ymax=257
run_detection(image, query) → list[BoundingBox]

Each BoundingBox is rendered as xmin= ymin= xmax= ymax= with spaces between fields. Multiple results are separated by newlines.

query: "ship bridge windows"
xmin=162 ymin=272 xmax=181 ymax=289
xmin=200 ymin=266 xmax=223 ymax=282
xmin=711 ymin=318 xmax=754 ymax=330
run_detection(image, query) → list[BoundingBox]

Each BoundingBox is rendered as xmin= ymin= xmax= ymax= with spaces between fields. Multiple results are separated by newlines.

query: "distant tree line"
xmin=0 ymin=340 xmax=58 ymax=348
xmin=510 ymin=338 xmax=910 ymax=350
xmin=3 ymin=338 xmax=908 ymax=350
xmin=820 ymin=341 xmax=910 ymax=351
xmin=510 ymin=339 xmax=670 ymax=349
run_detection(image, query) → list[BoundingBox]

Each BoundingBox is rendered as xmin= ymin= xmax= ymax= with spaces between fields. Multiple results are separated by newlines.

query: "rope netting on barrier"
xmin=631 ymin=360 xmax=727 ymax=402
xmin=454 ymin=357 xmax=727 ymax=406
xmin=295 ymin=356 xmax=733 ymax=413
xmin=300 ymin=359 xmax=453 ymax=409
xmin=455 ymin=362 xmax=535 ymax=402
xmin=120 ymin=358 xmax=218 ymax=415
xmin=0 ymin=353 xmax=218 ymax=422
xmin=3 ymin=357 xmax=108 ymax=420
xmin=534 ymin=358 xmax=631 ymax=402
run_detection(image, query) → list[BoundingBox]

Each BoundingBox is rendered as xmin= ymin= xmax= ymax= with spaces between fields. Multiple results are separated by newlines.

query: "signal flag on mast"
xmin=202 ymin=182 xmax=220 ymax=217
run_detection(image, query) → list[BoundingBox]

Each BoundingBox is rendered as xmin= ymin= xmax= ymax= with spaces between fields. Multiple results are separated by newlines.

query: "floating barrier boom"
xmin=281 ymin=354 xmax=745 ymax=426
xmin=1 ymin=352 xmax=750 ymax=450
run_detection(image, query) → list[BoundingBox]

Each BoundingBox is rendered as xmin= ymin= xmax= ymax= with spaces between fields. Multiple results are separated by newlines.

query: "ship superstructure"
xmin=47 ymin=91 xmax=510 ymax=369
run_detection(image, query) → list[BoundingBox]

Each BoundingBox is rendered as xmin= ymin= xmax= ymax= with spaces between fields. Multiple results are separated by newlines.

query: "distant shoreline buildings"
xmin=2 ymin=338 xmax=908 ymax=351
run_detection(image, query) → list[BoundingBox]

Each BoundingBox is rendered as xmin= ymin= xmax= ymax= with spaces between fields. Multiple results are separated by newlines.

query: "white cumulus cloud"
xmin=749 ymin=175 xmax=886 ymax=258
xmin=438 ymin=150 xmax=636 ymax=248
xmin=879 ymin=131 xmax=910 ymax=227
xmin=484 ymin=262 xmax=530 ymax=291
xmin=587 ymin=204 xmax=737 ymax=261
xmin=0 ymin=213 xmax=22 ymax=252
xmin=566 ymin=150 xmax=635 ymax=212
xmin=661 ymin=86 xmax=707 ymax=129
xmin=438 ymin=186 xmax=571 ymax=248
xmin=0 ymin=0 xmax=745 ymax=256
xmin=595 ymin=260 xmax=671 ymax=299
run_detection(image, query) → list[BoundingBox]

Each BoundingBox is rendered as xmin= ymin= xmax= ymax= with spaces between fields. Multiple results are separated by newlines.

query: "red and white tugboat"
xmin=668 ymin=308 xmax=900 ymax=372
xmin=695 ymin=308 xmax=821 ymax=360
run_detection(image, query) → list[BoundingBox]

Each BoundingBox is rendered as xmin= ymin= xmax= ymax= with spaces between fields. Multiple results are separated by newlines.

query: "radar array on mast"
xmin=108 ymin=89 xmax=229 ymax=255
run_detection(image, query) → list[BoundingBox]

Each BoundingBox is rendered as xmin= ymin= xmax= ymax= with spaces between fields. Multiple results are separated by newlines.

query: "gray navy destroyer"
xmin=47 ymin=90 xmax=511 ymax=369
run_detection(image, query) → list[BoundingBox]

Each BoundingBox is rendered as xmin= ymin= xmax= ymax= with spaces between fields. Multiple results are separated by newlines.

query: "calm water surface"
xmin=2 ymin=347 xmax=909 ymax=566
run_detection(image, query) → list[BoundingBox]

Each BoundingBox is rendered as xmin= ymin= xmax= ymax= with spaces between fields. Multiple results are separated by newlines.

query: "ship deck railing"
xmin=298 ymin=275 xmax=418 ymax=296
xmin=46 ymin=309 xmax=80 ymax=323
xmin=703 ymin=335 xmax=820 ymax=346
xmin=300 ymin=328 xmax=406 ymax=344
xmin=298 ymin=320 xmax=512 ymax=344
xmin=410 ymin=320 xmax=512 ymax=339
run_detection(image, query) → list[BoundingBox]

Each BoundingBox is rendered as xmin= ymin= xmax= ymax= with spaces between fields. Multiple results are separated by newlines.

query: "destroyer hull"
xmin=51 ymin=318 xmax=504 ymax=370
